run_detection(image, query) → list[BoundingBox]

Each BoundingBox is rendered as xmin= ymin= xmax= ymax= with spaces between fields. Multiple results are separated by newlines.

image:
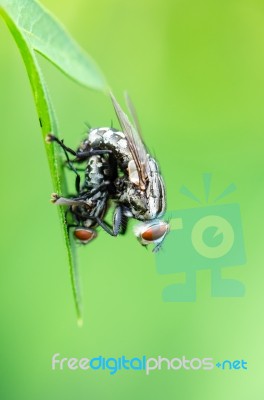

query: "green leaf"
xmin=0 ymin=0 xmax=107 ymax=90
xmin=0 ymin=0 xmax=108 ymax=325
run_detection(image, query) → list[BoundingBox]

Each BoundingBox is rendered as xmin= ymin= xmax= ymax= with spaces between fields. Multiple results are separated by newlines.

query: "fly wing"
xmin=110 ymin=91 xmax=148 ymax=189
xmin=124 ymin=91 xmax=143 ymax=138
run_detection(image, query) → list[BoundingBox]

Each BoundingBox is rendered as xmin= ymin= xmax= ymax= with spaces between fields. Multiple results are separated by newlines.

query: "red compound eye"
xmin=74 ymin=228 xmax=97 ymax=244
xmin=141 ymin=222 xmax=168 ymax=242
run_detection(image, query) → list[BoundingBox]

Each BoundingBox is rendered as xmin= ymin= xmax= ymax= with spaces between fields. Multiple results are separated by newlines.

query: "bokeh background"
xmin=0 ymin=0 xmax=263 ymax=398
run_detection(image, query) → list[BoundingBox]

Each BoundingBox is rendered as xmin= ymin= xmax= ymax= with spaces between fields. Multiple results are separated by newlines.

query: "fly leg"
xmin=46 ymin=134 xmax=112 ymax=158
xmin=93 ymin=205 xmax=124 ymax=237
xmin=46 ymin=134 xmax=82 ymax=192
xmin=51 ymin=182 xmax=111 ymax=205
xmin=46 ymin=134 xmax=112 ymax=192
xmin=64 ymin=165 xmax=87 ymax=193
xmin=120 ymin=214 xmax=128 ymax=235
xmin=58 ymin=196 xmax=124 ymax=239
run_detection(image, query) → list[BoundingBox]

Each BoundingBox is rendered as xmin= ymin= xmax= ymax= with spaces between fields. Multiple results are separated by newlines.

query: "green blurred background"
xmin=0 ymin=0 xmax=263 ymax=398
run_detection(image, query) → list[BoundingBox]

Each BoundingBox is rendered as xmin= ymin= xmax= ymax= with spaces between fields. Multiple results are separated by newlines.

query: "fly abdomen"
xmin=82 ymin=155 xmax=107 ymax=190
xmin=88 ymin=127 xmax=131 ymax=171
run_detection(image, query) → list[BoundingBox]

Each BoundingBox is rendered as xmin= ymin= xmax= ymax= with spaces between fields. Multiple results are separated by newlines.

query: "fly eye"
xmin=134 ymin=220 xmax=169 ymax=249
xmin=141 ymin=222 xmax=168 ymax=242
xmin=74 ymin=228 xmax=97 ymax=244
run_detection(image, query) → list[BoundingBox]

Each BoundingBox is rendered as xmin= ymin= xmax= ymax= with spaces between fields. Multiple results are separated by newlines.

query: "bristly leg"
xmin=46 ymin=134 xmax=81 ymax=192
xmin=46 ymin=133 xmax=114 ymax=192
xmin=46 ymin=133 xmax=113 ymax=160
xmin=51 ymin=181 xmax=111 ymax=206
xmin=93 ymin=205 xmax=124 ymax=237
xmin=120 ymin=213 xmax=128 ymax=235
xmin=46 ymin=133 xmax=113 ymax=159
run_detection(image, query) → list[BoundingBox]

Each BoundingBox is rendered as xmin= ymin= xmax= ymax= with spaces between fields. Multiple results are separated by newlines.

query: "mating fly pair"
xmin=46 ymin=93 xmax=169 ymax=252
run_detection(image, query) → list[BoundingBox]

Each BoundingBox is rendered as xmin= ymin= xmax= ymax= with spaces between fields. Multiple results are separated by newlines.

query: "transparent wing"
xmin=110 ymin=91 xmax=148 ymax=189
xmin=124 ymin=91 xmax=143 ymax=138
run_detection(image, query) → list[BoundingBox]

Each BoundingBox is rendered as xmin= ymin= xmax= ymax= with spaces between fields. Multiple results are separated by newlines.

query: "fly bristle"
xmin=84 ymin=121 xmax=91 ymax=129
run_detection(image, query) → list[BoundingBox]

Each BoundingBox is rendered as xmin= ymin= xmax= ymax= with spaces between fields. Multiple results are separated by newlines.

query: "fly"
xmin=46 ymin=134 xmax=119 ymax=244
xmin=86 ymin=93 xmax=169 ymax=252
xmin=46 ymin=92 xmax=169 ymax=252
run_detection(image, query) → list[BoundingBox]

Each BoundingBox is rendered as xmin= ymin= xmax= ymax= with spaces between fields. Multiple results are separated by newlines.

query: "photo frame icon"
xmin=155 ymin=175 xmax=246 ymax=302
